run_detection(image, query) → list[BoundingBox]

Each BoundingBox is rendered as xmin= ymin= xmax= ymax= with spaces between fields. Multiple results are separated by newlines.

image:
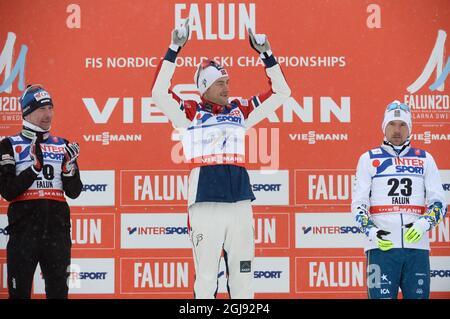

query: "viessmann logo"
xmin=83 ymin=131 xmax=142 ymax=145
xmin=288 ymin=131 xmax=348 ymax=144
xmin=411 ymin=131 xmax=450 ymax=144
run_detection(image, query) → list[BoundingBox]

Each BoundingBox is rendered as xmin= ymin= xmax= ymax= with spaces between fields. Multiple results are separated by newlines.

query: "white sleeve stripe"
xmin=0 ymin=159 xmax=15 ymax=166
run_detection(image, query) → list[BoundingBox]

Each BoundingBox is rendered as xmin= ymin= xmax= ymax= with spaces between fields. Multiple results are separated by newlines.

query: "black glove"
xmin=30 ymin=139 xmax=43 ymax=172
xmin=376 ymin=229 xmax=391 ymax=239
xmin=62 ymin=142 xmax=80 ymax=176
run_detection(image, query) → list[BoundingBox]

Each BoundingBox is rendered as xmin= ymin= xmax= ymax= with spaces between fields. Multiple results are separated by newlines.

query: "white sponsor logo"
xmin=309 ymin=260 xmax=365 ymax=288
xmin=132 ymin=260 xmax=190 ymax=289
xmin=71 ymin=217 xmax=101 ymax=245
xmin=308 ymin=174 xmax=355 ymax=201
xmin=288 ymin=131 xmax=348 ymax=144
xmin=249 ymin=170 xmax=289 ymax=205
xmin=33 ymin=258 xmax=115 ymax=294
xmin=83 ymin=93 xmax=351 ymax=124
xmin=83 ymin=132 xmax=142 ymax=145
xmin=133 ymin=174 xmax=188 ymax=202
xmin=411 ymin=131 xmax=450 ymax=144
xmin=121 ymin=213 xmax=190 ymax=249
xmin=295 ymin=213 xmax=365 ymax=248
xmin=67 ymin=170 xmax=115 ymax=206
xmin=33 ymin=90 xmax=50 ymax=101
xmin=430 ymin=256 xmax=450 ymax=292
xmin=175 ymin=3 xmax=255 ymax=40
xmin=217 ymin=257 xmax=290 ymax=293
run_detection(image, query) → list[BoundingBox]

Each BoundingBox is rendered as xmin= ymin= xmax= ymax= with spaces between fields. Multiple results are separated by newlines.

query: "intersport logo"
xmin=430 ymin=256 xmax=450 ymax=292
xmin=249 ymin=170 xmax=289 ymax=205
xmin=296 ymin=213 xmax=365 ymax=248
xmin=67 ymin=170 xmax=115 ymax=206
xmin=33 ymin=258 xmax=115 ymax=294
xmin=121 ymin=213 xmax=190 ymax=249
xmin=217 ymin=257 xmax=290 ymax=294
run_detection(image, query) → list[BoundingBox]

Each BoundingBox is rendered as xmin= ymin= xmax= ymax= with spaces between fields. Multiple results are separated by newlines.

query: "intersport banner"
xmin=0 ymin=0 xmax=449 ymax=299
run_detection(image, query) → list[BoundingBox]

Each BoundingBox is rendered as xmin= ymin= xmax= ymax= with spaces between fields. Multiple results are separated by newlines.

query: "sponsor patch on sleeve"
xmin=239 ymin=98 xmax=248 ymax=107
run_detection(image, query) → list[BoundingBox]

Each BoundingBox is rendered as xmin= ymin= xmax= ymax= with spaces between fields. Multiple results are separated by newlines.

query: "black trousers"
xmin=6 ymin=200 xmax=72 ymax=299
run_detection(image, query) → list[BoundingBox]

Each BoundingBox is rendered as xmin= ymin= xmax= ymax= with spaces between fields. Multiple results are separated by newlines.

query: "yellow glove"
xmin=369 ymin=228 xmax=394 ymax=251
xmin=404 ymin=220 xmax=428 ymax=244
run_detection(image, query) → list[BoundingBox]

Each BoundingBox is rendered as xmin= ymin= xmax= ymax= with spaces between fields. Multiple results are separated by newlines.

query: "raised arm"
xmin=151 ymin=19 xmax=194 ymax=128
xmin=243 ymin=28 xmax=291 ymax=129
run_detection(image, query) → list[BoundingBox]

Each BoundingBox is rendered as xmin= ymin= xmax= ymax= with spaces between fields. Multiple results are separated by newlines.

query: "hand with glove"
xmin=170 ymin=18 xmax=190 ymax=52
xmin=404 ymin=218 xmax=430 ymax=244
xmin=29 ymin=138 xmax=43 ymax=173
xmin=368 ymin=227 xmax=394 ymax=251
xmin=62 ymin=142 xmax=80 ymax=176
xmin=248 ymin=28 xmax=272 ymax=58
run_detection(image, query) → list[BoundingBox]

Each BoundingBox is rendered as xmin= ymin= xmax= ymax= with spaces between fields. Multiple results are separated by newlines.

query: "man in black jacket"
xmin=0 ymin=84 xmax=83 ymax=298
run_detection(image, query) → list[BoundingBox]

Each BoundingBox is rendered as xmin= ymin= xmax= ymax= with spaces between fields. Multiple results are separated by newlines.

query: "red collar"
xmin=200 ymin=97 xmax=230 ymax=114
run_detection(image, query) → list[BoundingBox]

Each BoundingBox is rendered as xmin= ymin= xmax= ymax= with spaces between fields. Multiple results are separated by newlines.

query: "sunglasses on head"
xmin=386 ymin=102 xmax=410 ymax=113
